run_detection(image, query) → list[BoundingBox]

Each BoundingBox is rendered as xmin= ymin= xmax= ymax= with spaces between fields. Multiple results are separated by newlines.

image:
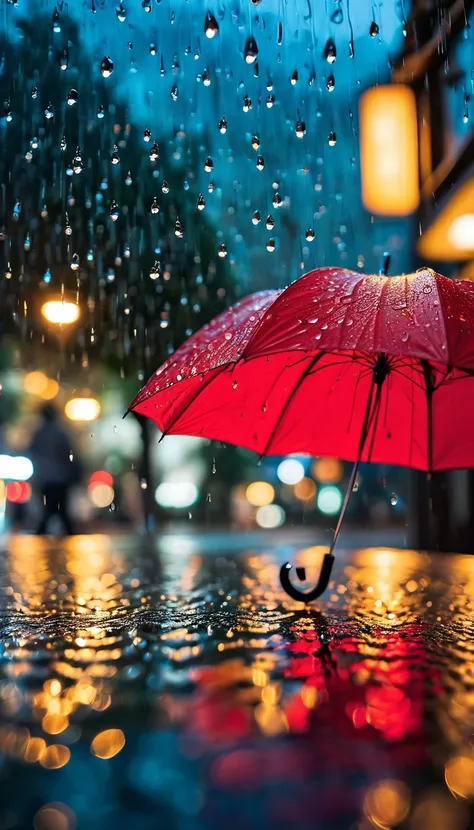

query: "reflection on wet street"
xmin=1 ymin=535 xmax=474 ymax=829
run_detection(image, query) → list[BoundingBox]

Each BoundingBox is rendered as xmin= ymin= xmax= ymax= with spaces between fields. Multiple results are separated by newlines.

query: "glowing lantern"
xmin=360 ymin=85 xmax=419 ymax=216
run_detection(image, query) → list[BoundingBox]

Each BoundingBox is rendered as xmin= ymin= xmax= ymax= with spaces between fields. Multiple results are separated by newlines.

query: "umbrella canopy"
xmin=129 ymin=267 xmax=474 ymax=472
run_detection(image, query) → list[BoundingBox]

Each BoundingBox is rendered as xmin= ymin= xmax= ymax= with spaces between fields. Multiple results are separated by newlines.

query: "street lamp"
xmin=41 ymin=299 xmax=80 ymax=325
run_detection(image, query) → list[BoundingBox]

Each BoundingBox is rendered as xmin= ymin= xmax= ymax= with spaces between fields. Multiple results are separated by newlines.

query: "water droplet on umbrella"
xmin=401 ymin=332 xmax=409 ymax=342
xmin=290 ymin=69 xmax=298 ymax=85
xmin=204 ymin=10 xmax=219 ymax=38
xmin=295 ymin=120 xmax=306 ymax=138
xmin=369 ymin=20 xmax=379 ymax=37
xmin=252 ymin=210 xmax=261 ymax=225
xmin=100 ymin=56 xmax=114 ymax=78
xmin=116 ymin=3 xmax=126 ymax=21
xmin=197 ymin=193 xmax=206 ymax=210
xmin=256 ymin=155 xmax=264 ymax=170
xmin=218 ymin=117 xmax=227 ymax=134
xmin=244 ymin=35 xmax=258 ymax=64
xmin=324 ymin=39 xmax=337 ymax=63
xmin=328 ymin=131 xmax=337 ymax=146
xmin=266 ymin=238 xmax=275 ymax=252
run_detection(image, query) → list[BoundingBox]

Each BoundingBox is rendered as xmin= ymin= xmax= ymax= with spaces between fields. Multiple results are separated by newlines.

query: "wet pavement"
xmin=0 ymin=532 xmax=474 ymax=830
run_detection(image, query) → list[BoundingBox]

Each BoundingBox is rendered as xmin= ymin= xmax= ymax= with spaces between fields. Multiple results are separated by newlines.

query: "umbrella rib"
xmin=257 ymin=351 xmax=326 ymax=461
xmin=156 ymin=364 xmax=229 ymax=442
xmin=421 ymin=360 xmax=434 ymax=476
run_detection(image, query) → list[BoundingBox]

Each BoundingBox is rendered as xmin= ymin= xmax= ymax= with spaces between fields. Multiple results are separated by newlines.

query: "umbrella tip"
xmin=122 ymin=409 xmax=130 ymax=420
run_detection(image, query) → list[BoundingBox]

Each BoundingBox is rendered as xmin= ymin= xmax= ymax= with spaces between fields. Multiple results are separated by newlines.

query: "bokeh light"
xmin=41 ymin=300 xmax=80 ymax=326
xmin=312 ymin=457 xmax=343 ymax=484
xmin=245 ymin=481 xmax=275 ymax=507
xmin=255 ymin=504 xmax=285 ymax=528
xmin=91 ymin=728 xmax=125 ymax=759
xmin=89 ymin=483 xmax=115 ymax=508
xmin=277 ymin=459 xmax=305 ymax=485
xmin=65 ymin=397 xmax=101 ymax=422
xmin=363 ymin=779 xmax=411 ymax=829
xmin=155 ymin=482 xmax=198 ymax=509
xmin=294 ymin=477 xmax=316 ymax=501
xmin=317 ymin=485 xmax=343 ymax=515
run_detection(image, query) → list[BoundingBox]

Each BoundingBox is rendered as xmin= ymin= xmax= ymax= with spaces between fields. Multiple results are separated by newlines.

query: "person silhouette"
xmin=29 ymin=403 xmax=80 ymax=536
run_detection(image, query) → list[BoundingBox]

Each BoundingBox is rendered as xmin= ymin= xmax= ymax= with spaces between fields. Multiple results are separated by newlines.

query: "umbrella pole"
xmin=329 ymin=459 xmax=360 ymax=556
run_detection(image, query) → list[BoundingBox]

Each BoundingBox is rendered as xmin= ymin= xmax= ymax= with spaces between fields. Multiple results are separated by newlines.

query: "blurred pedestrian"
xmin=29 ymin=403 xmax=81 ymax=536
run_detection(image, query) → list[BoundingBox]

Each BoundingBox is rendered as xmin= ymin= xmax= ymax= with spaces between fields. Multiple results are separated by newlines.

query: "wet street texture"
xmin=0 ymin=534 xmax=474 ymax=830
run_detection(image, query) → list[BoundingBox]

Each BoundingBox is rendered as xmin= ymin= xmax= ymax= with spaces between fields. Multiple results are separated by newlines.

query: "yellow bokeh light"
xmin=39 ymin=745 xmax=71 ymax=769
xmin=445 ymin=755 xmax=474 ymax=799
xmin=294 ymin=477 xmax=316 ymax=501
xmin=89 ymin=483 xmax=115 ymax=508
xmin=360 ymin=85 xmax=419 ymax=216
xmin=91 ymin=728 xmax=125 ymax=759
xmin=245 ymin=481 xmax=275 ymax=507
xmin=42 ymin=714 xmax=69 ymax=735
xmin=312 ymin=457 xmax=343 ymax=484
xmin=363 ymin=779 xmax=410 ymax=829
xmin=42 ymin=379 xmax=60 ymax=400
xmin=33 ymin=804 xmax=75 ymax=830
xmin=41 ymin=300 xmax=80 ymax=325
xmin=24 ymin=371 xmax=48 ymax=396
xmin=24 ymin=737 xmax=47 ymax=763
xmin=65 ymin=397 xmax=101 ymax=422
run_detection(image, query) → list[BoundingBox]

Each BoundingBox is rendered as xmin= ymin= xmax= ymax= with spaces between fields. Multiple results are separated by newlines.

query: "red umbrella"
xmin=128 ymin=267 xmax=474 ymax=601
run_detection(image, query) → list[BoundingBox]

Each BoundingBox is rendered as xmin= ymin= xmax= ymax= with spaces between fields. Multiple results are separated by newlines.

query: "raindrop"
xmin=150 ymin=43 xmax=156 ymax=56
xmin=197 ymin=193 xmax=206 ymax=210
xmin=110 ymin=201 xmax=120 ymax=221
xmin=326 ymin=74 xmax=335 ymax=91
xmin=24 ymin=234 xmax=31 ymax=251
xmin=150 ymin=262 xmax=161 ymax=280
xmin=204 ymin=10 xmax=219 ymax=39
xmin=251 ymin=134 xmax=260 ymax=150
xmin=232 ymin=380 xmax=238 ymax=390
xmin=324 ymin=39 xmax=337 ymax=63
xmin=161 ymin=180 xmax=169 ymax=193
xmin=290 ymin=69 xmax=298 ymax=85
xmin=67 ymin=88 xmax=78 ymax=107
xmin=170 ymin=84 xmax=178 ymax=101
xmin=143 ymin=128 xmax=152 ymax=142
xmin=60 ymin=50 xmax=68 ymax=70
xmin=243 ymin=95 xmax=252 ymax=112
xmin=266 ymin=215 xmax=274 ymax=230
xmin=150 ymin=197 xmax=160 ymax=214
xmin=369 ymin=20 xmax=379 ymax=37
xmin=202 ymin=69 xmax=211 ymax=86
xmin=266 ymin=94 xmax=275 ymax=108
xmin=256 ymin=155 xmax=265 ymax=170
xmin=149 ymin=142 xmax=159 ymax=161
xmin=331 ymin=3 xmax=343 ymax=23
xmin=244 ymin=35 xmax=258 ymax=64
xmin=390 ymin=493 xmax=398 ymax=506
xmin=218 ymin=117 xmax=227 ymax=134
xmin=64 ymin=216 xmax=72 ymax=236
xmin=111 ymin=145 xmax=120 ymax=164
xmin=266 ymin=239 xmax=276 ymax=252
xmin=208 ymin=181 xmax=214 ymax=193
xmin=328 ymin=131 xmax=337 ymax=146
xmin=100 ymin=56 xmax=114 ymax=78
xmin=125 ymin=171 xmax=133 ymax=186
xmin=272 ymin=192 xmax=282 ymax=208
xmin=204 ymin=157 xmax=214 ymax=172
xmin=71 ymin=253 xmax=80 ymax=270
xmin=252 ymin=210 xmax=261 ymax=225
xmin=31 ymin=87 xmax=38 ymax=99
xmin=295 ymin=120 xmax=306 ymax=138
xmin=174 ymin=218 xmax=184 ymax=238
xmin=97 ymin=104 xmax=105 ymax=118
xmin=218 ymin=243 xmax=227 ymax=258
xmin=52 ymin=7 xmax=61 ymax=32
xmin=116 ymin=3 xmax=126 ymax=21
xmin=44 ymin=103 xmax=54 ymax=120
xmin=306 ymin=228 xmax=315 ymax=242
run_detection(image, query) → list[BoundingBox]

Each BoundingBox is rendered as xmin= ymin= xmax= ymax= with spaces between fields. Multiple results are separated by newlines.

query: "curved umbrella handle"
xmin=279 ymin=554 xmax=335 ymax=603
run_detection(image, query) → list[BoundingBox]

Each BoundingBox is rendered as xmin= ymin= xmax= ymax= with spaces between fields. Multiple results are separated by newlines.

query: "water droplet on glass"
xmin=174 ymin=218 xmax=184 ymax=238
xmin=197 ymin=193 xmax=206 ymax=211
xmin=67 ymin=88 xmax=78 ymax=106
xmin=161 ymin=180 xmax=169 ymax=194
xmin=150 ymin=197 xmax=160 ymax=215
xmin=252 ymin=210 xmax=261 ymax=225
xmin=326 ymin=74 xmax=335 ymax=92
xmin=218 ymin=243 xmax=227 ymax=258
xmin=328 ymin=131 xmax=337 ymax=146
xmin=295 ymin=120 xmax=306 ymax=138
xmin=369 ymin=20 xmax=379 ymax=37
xmin=256 ymin=155 xmax=265 ymax=170
xmin=390 ymin=493 xmax=398 ymax=506
xmin=266 ymin=238 xmax=276 ymax=252
xmin=100 ymin=56 xmax=114 ymax=78
xmin=243 ymin=95 xmax=252 ymax=112
xmin=305 ymin=228 xmax=315 ymax=242
xmin=149 ymin=142 xmax=159 ymax=161
xmin=204 ymin=10 xmax=219 ymax=39
xmin=218 ymin=117 xmax=227 ymax=134
xmin=290 ymin=69 xmax=298 ymax=85
xmin=251 ymin=134 xmax=260 ymax=150
xmin=324 ymin=39 xmax=337 ymax=63
xmin=170 ymin=84 xmax=178 ymax=101
xmin=244 ymin=35 xmax=258 ymax=64
xmin=116 ymin=3 xmax=126 ymax=22
xmin=331 ymin=3 xmax=343 ymax=24
xmin=266 ymin=215 xmax=274 ymax=230
xmin=204 ymin=157 xmax=214 ymax=172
